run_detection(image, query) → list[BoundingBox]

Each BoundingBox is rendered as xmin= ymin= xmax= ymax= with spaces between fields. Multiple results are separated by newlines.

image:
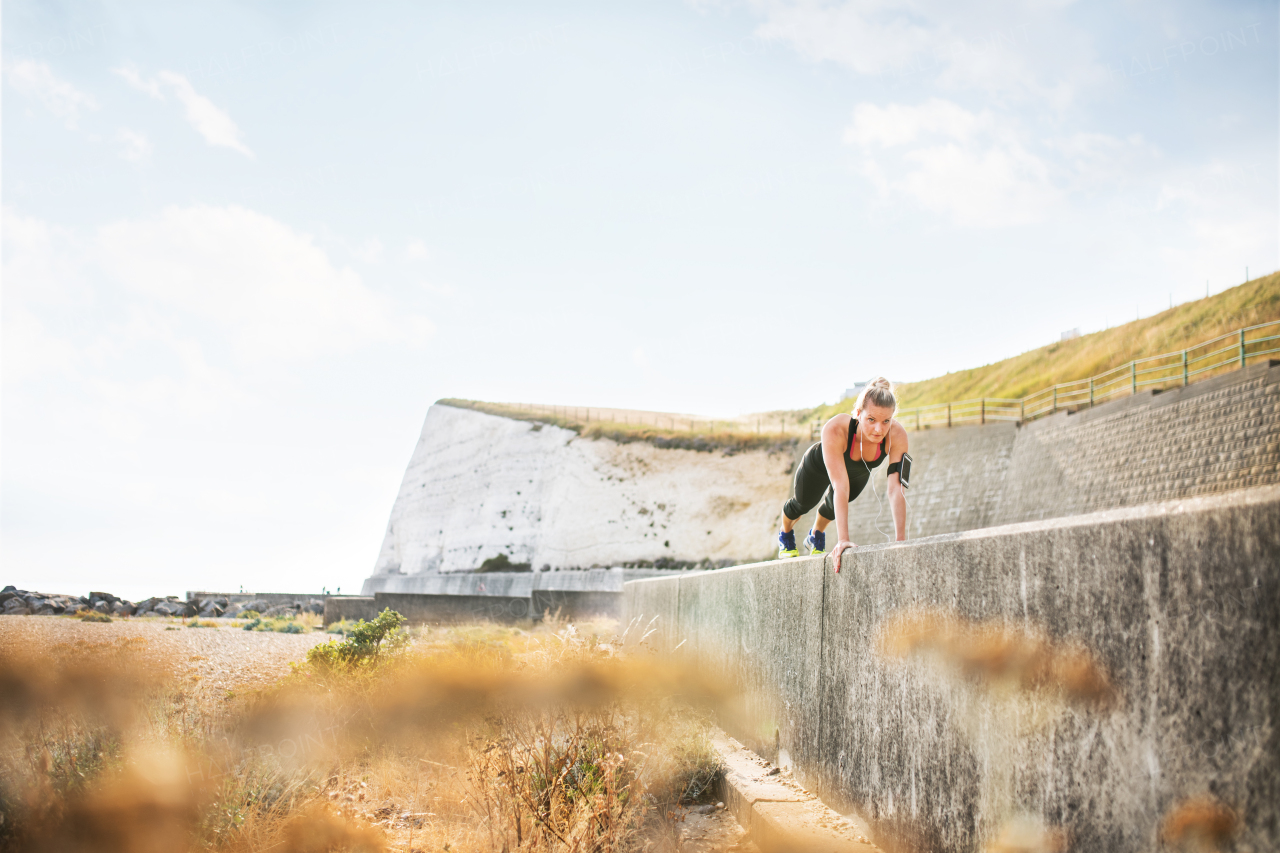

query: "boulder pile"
xmin=1 ymin=587 xmax=325 ymax=619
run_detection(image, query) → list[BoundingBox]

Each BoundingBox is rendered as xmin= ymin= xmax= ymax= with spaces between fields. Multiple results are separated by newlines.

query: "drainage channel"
xmin=711 ymin=731 xmax=880 ymax=853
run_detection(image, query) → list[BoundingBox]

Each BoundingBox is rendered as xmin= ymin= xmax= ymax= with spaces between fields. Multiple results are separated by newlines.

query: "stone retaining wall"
xmin=624 ymin=486 xmax=1280 ymax=853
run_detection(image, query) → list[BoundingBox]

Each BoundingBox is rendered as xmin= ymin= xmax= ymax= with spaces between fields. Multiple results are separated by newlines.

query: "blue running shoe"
xmin=805 ymin=528 xmax=826 ymax=555
xmin=777 ymin=530 xmax=798 ymax=558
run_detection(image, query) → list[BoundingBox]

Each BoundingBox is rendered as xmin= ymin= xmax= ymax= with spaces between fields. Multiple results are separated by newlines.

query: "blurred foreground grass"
xmin=0 ymin=610 xmax=728 ymax=852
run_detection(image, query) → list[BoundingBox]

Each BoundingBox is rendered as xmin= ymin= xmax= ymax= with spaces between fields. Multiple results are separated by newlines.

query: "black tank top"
xmin=847 ymin=416 xmax=888 ymax=472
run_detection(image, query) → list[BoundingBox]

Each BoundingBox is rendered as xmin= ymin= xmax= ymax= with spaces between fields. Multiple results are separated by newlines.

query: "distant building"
xmin=842 ymin=382 xmax=868 ymax=402
xmin=1061 ymin=328 xmax=1081 ymax=341
xmin=840 ymin=380 xmax=905 ymax=404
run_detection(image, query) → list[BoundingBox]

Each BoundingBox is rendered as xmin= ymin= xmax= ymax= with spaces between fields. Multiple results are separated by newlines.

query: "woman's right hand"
xmin=831 ymin=539 xmax=855 ymax=571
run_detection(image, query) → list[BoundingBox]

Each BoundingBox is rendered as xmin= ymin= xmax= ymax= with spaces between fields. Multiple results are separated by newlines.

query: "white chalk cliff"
xmin=361 ymin=404 xmax=794 ymax=593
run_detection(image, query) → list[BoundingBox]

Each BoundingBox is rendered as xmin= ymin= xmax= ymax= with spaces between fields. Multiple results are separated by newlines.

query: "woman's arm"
xmin=820 ymin=415 xmax=855 ymax=567
xmin=886 ymin=422 xmax=908 ymax=541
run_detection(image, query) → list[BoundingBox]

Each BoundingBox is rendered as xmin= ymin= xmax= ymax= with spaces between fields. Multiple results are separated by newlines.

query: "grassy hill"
xmin=802 ymin=272 xmax=1280 ymax=424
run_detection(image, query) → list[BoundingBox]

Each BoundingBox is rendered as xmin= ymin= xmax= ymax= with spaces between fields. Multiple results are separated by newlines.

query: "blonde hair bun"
xmin=856 ymin=376 xmax=897 ymax=413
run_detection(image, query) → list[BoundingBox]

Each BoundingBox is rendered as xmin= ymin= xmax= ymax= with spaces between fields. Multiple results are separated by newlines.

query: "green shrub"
xmin=239 ymin=610 xmax=260 ymax=619
xmin=279 ymin=622 xmax=304 ymax=634
xmin=80 ymin=612 xmax=112 ymax=623
xmin=477 ymin=553 xmax=532 ymax=573
xmin=306 ymin=608 xmax=407 ymax=671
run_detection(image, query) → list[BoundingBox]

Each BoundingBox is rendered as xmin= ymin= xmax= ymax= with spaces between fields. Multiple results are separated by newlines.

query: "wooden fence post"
xmin=1089 ymin=378 xmax=1094 ymax=407
xmin=1182 ymin=350 xmax=1188 ymax=386
xmin=1240 ymin=329 xmax=1247 ymax=369
xmin=947 ymin=403 xmax=952 ymax=427
xmin=1131 ymin=362 xmax=1137 ymax=395
xmin=1052 ymin=387 xmax=1057 ymax=414
xmin=980 ymin=399 xmax=985 ymax=425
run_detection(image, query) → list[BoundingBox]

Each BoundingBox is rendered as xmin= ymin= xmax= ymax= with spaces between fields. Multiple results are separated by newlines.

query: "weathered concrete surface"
xmin=375 ymin=591 xmax=532 ymax=624
xmin=365 ymin=570 xmax=684 ymax=624
xmin=625 ymin=486 xmax=1280 ymax=853
xmin=677 ymin=558 xmax=827 ymax=792
xmin=323 ymin=596 xmax=376 ymax=626
xmin=712 ymin=734 xmax=876 ymax=853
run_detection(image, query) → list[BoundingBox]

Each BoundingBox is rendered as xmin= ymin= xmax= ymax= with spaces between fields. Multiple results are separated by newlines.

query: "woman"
xmin=777 ymin=377 xmax=908 ymax=567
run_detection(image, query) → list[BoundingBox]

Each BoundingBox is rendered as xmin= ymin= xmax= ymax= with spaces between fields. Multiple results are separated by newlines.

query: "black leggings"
xmin=782 ymin=442 xmax=873 ymax=521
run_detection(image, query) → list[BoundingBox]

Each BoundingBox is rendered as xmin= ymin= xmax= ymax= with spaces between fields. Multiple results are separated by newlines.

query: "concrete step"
xmin=712 ymin=732 xmax=879 ymax=853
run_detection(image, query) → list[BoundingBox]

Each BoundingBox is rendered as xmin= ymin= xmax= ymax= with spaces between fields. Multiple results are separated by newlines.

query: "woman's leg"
xmin=782 ymin=445 xmax=829 ymax=531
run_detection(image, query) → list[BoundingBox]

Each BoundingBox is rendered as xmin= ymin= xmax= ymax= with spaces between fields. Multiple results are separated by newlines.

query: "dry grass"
xmin=439 ymin=399 xmax=798 ymax=455
xmin=0 ymin=616 xmax=729 ymax=853
xmin=806 ymin=272 xmax=1280 ymax=420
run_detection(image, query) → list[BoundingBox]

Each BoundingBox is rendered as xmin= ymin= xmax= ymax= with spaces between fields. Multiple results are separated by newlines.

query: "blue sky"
xmin=4 ymin=0 xmax=1277 ymax=598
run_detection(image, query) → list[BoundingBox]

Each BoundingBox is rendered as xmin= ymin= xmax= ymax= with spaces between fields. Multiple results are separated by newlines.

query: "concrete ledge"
xmin=323 ymin=596 xmax=376 ymax=626
xmin=629 ymin=486 xmax=1280 ymax=853
xmin=374 ymin=591 xmax=531 ymax=624
xmin=712 ymin=734 xmax=876 ymax=853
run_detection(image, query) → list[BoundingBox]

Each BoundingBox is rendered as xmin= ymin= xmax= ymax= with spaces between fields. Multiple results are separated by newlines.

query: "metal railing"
xmin=488 ymin=320 xmax=1280 ymax=438
xmin=897 ymin=320 xmax=1280 ymax=430
xmin=496 ymin=402 xmax=813 ymax=437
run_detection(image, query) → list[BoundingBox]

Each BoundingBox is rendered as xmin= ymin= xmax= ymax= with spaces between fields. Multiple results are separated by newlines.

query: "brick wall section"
xmin=835 ymin=360 xmax=1280 ymax=540
xmin=995 ymin=360 xmax=1280 ymax=524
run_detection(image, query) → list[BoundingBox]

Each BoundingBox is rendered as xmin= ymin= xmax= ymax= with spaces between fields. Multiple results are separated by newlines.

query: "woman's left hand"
xmin=831 ymin=539 xmax=854 ymax=571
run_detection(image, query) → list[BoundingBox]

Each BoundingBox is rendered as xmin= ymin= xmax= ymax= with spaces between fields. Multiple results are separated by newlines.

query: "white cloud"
xmin=95 ymin=205 xmax=431 ymax=361
xmin=419 ymin=280 xmax=457 ymax=297
xmin=116 ymin=128 xmax=153 ymax=161
xmin=845 ymin=99 xmax=1061 ymax=227
xmin=5 ymin=59 xmax=98 ymax=128
xmin=845 ymin=99 xmax=981 ymax=147
xmin=749 ymin=0 xmax=1101 ymax=109
xmin=355 ymin=237 xmax=384 ymax=264
xmin=3 ymin=308 xmax=79 ymax=384
xmin=405 ymin=239 xmax=430 ymax=260
xmin=114 ymin=64 xmax=253 ymax=157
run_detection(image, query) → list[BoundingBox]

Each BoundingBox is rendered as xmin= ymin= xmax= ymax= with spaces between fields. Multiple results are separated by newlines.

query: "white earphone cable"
xmin=860 ymin=423 xmax=892 ymax=544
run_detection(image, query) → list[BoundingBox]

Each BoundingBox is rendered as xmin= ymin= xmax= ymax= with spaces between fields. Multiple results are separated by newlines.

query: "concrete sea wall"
xmin=334 ymin=569 xmax=683 ymax=626
xmin=624 ymin=486 xmax=1280 ymax=853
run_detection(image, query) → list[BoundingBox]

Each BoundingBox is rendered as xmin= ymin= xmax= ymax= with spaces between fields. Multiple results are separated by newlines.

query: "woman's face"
xmin=858 ymin=403 xmax=894 ymax=440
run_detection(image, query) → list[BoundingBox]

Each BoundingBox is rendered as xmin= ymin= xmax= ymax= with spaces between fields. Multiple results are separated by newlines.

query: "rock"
xmin=3 ymin=598 xmax=31 ymax=616
xmin=89 ymin=591 xmax=119 ymax=604
xmin=66 ymin=602 xmax=90 ymax=614
xmin=152 ymin=601 xmax=181 ymax=617
xmin=181 ymin=601 xmax=198 ymax=618
xmin=0 ymin=590 xmax=18 ymax=605
xmin=199 ymin=602 xmax=224 ymax=618
xmin=93 ymin=600 xmax=111 ymax=614
xmin=261 ymin=604 xmax=300 ymax=619
xmin=213 ymin=597 xmax=229 ymax=609
xmin=33 ymin=600 xmax=58 ymax=616
xmin=305 ymin=600 xmax=325 ymax=615
xmin=222 ymin=603 xmax=245 ymax=618
xmin=112 ymin=601 xmax=136 ymax=616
